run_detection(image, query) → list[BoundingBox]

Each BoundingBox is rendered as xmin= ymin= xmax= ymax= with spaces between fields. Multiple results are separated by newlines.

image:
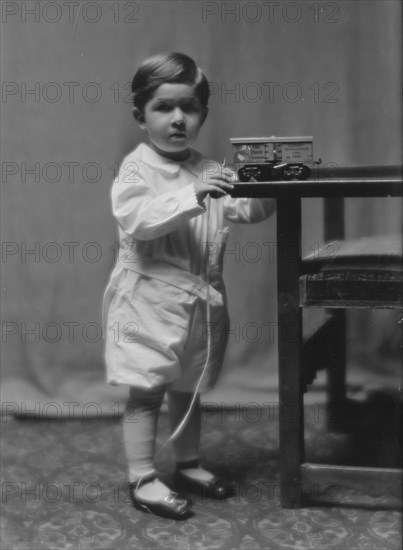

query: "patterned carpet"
xmin=1 ymin=399 xmax=401 ymax=550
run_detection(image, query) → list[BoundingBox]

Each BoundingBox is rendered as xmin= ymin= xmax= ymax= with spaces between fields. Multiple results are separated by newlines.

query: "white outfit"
xmin=103 ymin=142 xmax=276 ymax=392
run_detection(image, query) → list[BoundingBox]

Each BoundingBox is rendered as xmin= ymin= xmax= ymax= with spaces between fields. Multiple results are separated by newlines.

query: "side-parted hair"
xmin=131 ymin=52 xmax=210 ymax=111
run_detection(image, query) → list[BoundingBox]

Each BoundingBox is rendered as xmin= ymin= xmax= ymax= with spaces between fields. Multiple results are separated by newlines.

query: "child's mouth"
xmin=170 ymin=132 xmax=186 ymax=138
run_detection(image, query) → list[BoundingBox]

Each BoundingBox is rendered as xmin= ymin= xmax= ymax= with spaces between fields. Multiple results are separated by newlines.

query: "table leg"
xmin=276 ymin=198 xmax=304 ymax=508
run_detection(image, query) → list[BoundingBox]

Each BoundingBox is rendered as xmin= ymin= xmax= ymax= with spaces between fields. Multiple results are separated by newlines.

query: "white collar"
xmin=135 ymin=142 xmax=202 ymax=177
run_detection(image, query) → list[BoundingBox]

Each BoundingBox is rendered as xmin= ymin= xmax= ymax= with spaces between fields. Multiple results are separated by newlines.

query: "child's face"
xmin=134 ymin=83 xmax=207 ymax=160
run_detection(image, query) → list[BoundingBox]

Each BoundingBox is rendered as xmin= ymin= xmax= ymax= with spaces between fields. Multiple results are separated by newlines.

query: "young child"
xmin=103 ymin=52 xmax=276 ymax=519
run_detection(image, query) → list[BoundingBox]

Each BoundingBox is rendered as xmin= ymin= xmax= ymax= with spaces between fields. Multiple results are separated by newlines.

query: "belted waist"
xmin=118 ymin=253 xmax=224 ymax=307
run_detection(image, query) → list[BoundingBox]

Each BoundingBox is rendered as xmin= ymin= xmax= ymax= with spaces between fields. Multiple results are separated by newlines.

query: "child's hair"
xmin=131 ymin=52 xmax=210 ymax=111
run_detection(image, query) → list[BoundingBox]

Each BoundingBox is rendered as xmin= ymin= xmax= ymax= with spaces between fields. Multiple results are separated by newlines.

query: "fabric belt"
xmin=118 ymin=254 xmax=224 ymax=307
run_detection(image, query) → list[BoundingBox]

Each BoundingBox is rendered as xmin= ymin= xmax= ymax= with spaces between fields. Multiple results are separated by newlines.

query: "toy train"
xmin=230 ymin=136 xmax=314 ymax=181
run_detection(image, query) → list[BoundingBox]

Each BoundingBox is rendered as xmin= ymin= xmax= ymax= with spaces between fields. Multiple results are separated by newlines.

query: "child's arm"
xmin=111 ymin=158 xmax=233 ymax=240
xmin=112 ymin=160 xmax=203 ymax=240
xmin=223 ymin=195 xmax=276 ymax=224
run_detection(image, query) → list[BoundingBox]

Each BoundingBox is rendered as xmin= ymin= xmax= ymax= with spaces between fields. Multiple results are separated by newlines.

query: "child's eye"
xmin=182 ymin=104 xmax=199 ymax=113
xmin=155 ymin=104 xmax=171 ymax=112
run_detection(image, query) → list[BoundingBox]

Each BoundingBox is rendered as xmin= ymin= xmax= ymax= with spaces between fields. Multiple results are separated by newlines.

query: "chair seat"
xmin=300 ymin=235 xmax=402 ymax=307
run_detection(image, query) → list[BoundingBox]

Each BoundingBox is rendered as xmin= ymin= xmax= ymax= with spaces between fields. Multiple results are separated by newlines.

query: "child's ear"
xmin=200 ymin=106 xmax=208 ymax=126
xmin=133 ymin=107 xmax=146 ymax=128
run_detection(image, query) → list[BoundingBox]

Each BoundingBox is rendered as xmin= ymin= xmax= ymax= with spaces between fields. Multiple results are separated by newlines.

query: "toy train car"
xmin=230 ymin=136 xmax=313 ymax=181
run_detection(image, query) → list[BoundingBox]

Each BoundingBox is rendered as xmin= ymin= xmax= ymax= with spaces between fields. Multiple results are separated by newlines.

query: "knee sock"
xmin=167 ymin=390 xmax=214 ymax=482
xmin=123 ymin=385 xmax=166 ymax=484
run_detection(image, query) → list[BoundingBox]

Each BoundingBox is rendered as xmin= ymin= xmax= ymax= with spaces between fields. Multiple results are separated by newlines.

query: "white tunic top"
xmin=103 ymin=143 xmax=276 ymax=391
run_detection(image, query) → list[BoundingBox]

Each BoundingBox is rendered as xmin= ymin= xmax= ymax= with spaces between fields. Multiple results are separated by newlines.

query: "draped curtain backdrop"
xmin=1 ymin=0 xmax=402 ymax=415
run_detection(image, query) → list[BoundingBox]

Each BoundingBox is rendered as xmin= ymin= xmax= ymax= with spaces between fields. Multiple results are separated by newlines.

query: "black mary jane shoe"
xmin=129 ymin=477 xmax=193 ymax=520
xmin=174 ymin=467 xmax=234 ymax=500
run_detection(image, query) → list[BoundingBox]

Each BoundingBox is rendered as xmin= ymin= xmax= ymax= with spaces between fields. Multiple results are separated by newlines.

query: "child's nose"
xmin=172 ymin=108 xmax=185 ymax=124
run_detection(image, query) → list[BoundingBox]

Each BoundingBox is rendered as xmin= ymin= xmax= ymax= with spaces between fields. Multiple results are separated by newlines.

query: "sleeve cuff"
xmin=178 ymin=183 xmax=206 ymax=217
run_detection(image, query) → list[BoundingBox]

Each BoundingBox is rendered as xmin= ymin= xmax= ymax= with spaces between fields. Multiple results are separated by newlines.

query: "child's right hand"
xmin=194 ymin=167 xmax=236 ymax=203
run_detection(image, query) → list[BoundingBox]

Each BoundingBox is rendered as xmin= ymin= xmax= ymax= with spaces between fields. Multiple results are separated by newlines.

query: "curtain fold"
xmin=1 ymin=0 xmax=401 ymax=415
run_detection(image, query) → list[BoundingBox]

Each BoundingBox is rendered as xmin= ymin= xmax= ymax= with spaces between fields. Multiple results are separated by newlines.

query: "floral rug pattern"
xmin=1 ymin=404 xmax=401 ymax=550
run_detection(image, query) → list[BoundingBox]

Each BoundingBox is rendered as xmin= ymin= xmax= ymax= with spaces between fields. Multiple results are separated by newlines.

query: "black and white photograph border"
xmin=1 ymin=1 xmax=402 ymax=549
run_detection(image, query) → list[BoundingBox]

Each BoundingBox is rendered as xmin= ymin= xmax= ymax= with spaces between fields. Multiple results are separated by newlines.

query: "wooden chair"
xmin=292 ymin=164 xmax=402 ymax=507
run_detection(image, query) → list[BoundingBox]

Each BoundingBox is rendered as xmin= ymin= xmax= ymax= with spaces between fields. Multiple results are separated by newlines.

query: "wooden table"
xmin=229 ymin=165 xmax=402 ymax=507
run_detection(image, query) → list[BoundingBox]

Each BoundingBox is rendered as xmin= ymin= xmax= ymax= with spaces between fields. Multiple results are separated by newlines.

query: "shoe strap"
xmin=130 ymin=473 xmax=158 ymax=494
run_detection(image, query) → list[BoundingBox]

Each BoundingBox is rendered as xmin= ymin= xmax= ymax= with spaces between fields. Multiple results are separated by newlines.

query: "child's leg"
xmin=124 ymin=385 xmax=193 ymax=514
xmin=123 ymin=385 xmax=166 ymax=483
xmin=167 ymin=389 xmax=215 ymax=481
xmin=167 ymin=389 xmax=200 ymax=463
